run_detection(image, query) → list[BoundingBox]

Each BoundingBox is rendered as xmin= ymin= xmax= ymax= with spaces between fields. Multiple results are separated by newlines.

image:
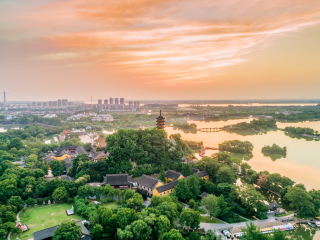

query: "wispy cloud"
xmin=2 ymin=0 xmax=320 ymax=85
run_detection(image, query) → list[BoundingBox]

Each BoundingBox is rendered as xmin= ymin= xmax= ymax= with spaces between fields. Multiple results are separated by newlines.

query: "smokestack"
xmin=3 ymin=92 xmax=6 ymax=105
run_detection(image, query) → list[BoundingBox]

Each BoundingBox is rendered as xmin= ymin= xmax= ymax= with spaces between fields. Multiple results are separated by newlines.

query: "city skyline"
xmin=1 ymin=0 xmax=320 ymax=101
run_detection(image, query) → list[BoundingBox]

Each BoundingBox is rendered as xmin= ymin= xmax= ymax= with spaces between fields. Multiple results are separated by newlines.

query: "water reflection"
xmin=287 ymin=225 xmax=320 ymax=240
xmin=165 ymin=119 xmax=320 ymax=190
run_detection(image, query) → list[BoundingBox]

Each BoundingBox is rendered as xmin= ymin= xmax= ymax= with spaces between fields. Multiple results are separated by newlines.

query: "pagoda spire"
xmin=156 ymin=110 xmax=165 ymax=129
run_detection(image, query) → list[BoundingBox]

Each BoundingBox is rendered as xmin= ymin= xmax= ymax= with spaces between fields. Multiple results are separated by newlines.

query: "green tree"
xmin=236 ymin=184 xmax=264 ymax=210
xmin=154 ymin=215 xmax=170 ymax=238
xmin=182 ymin=164 xmax=192 ymax=177
xmin=174 ymin=179 xmax=190 ymax=201
xmin=34 ymin=168 xmax=45 ymax=178
xmin=201 ymin=194 xmax=220 ymax=218
xmin=25 ymin=198 xmax=35 ymax=206
xmin=92 ymin=223 xmax=104 ymax=240
xmin=204 ymin=181 xmax=216 ymax=195
xmin=162 ymin=229 xmax=185 ymax=240
xmin=49 ymin=160 xmax=65 ymax=177
xmin=25 ymin=154 xmax=37 ymax=163
xmin=52 ymin=186 xmax=68 ymax=201
xmin=216 ymin=165 xmax=236 ymax=184
xmin=187 ymin=174 xmax=201 ymax=199
xmin=284 ymin=186 xmax=315 ymax=217
xmin=188 ymin=232 xmax=201 ymax=240
xmin=52 ymin=220 xmax=82 ymax=240
xmin=216 ymin=195 xmax=230 ymax=218
xmin=179 ymin=208 xmax=200 ymax=229
xmin=156 ymin=202 xmax=178 ymax=223
xmin=8 ymin=196 xmax=25 ymax=212
xmin=117 ymin=220 xmax=152 ymax=240
xmin=158 ymin=170 xmax=166 ymax=182
xmin=8 ymin=138 xmax=23 ymax=150
xmin=241 ymin=222 xmax=267 ymax=240
xmin=84 ymin=143 xmax=92 ymax=152
xmin=126 ymin=193 xmax=143 ymax=209
xmin=241 ymin=163 xmax=251 ymax=175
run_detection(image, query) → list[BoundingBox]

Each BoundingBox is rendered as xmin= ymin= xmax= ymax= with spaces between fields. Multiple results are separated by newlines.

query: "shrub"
xmin=257 ymin=214 xmax=268 ymax=219
xmin=68 ymin=198 xmax=74 ymax=204
xmin=141 ymin=191 xmax=148 ymax=200
xmin=25 ymin=198 xmax=35 ymax=206
xmin=85 ymin=199 xmax=91 ymax=205
xmin=44 ymin=197 xmax=49 ymax=205
xmin=37 ymin=198 xmax=43 ymax=205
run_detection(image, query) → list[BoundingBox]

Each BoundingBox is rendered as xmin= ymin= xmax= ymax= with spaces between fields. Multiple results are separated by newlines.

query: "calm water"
xmin=166 ymin=119 xmax=320 ymax=190
xmin=166 ymin=119 xmax=320 ymax=239
xmin=178 ymin=103 xmax=317 ymax=107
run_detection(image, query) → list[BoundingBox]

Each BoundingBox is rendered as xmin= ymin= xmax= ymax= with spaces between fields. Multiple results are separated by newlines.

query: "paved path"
xmin=8 ymin=209 xmax=24 ymax=240
xmin=200 ymin=213 xmax=282 ymax=236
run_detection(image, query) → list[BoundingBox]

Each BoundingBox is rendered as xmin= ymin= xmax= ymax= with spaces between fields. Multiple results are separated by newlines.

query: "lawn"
xmin=200 ymin=216 xmax=225 ymax=224
xmin=276 ymin=211 xmax=294 ymax=217
xmin=100 ymin=201 xmax=121 ymax=209
xmin=198 ymin=208 xmax=207 ymax=214
xmin=11 ymin=203 xmax=83 ymax=240
xmin=224 ymin=215 xmax=249 ymax=224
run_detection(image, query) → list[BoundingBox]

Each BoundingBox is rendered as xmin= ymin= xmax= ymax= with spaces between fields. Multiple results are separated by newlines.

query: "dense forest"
xmin=284 ymin=126 xmax=319 ymax=136
xmin=106 ymin=129 xmax=191 ymax=167
xmin=218 ymin=140 xmax=254 ymax=154
xmin=223 ymin=119 xmax=277 ymax=135
xmin=261 ymin=144 xmax=287 ymax=161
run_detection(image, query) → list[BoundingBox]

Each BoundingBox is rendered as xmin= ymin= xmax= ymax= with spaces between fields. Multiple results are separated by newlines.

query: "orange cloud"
xmin=2 ymin=0 xmax=320 ymax=85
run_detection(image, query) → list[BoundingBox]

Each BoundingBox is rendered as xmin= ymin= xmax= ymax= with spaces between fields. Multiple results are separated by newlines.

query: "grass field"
xmin=276 ymin=211 xmax=294 ymax=217
xmin=11 ymin=203 xmax=83 ymax=240
xmin=200 ymin=216 xmax=225 ymax=224
xmin=100 ymin=201 xmax=121 ymax=209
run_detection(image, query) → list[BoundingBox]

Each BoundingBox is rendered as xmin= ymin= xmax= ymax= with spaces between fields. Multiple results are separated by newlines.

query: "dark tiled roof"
xmin=155 ymin=180 xmax=179 ymax=193
xmin=269 ymin=201 xmax=282 ymax=210
xmin=195 ymin=170 xmax=209 ymax=178
xmin=165 ymin=170 xmax=182 ymax=180
xmin=198 ymin=192 xmax=209 ymax=198
xmin=33 ymin=221 xmax=91 ymax=240
xmin=137 ymin=175 xmax=161 ymax=190
xmin=64 ymin=157 xmax=73 ymax=171
xmin=103 ymin=174 xmax=132 ymax=186
xmin=191 ymin=168 xmax=200 ymax=174
xmin=75 ymin=146 xmax=87 ymax=154
xmin=92 ymin=151 xmax=106 ymax=160
xmin=77 ymin=221 xmax=90 ymax=236
xmin=33 ymin=226 xmax=57 ymax=240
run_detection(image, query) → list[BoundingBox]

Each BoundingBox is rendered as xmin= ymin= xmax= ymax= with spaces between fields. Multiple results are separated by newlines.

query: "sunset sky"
xmin=1 ymin=0 xmax=320 ymax=101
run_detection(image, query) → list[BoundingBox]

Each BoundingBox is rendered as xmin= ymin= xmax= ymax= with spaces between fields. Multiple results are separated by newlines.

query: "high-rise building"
xmin=115 ymin=98 xmax=119 ymax=105
xmin=129 ymin=101 xmax=133 ymax=109
xmin=136 ymin=101 xmax=140 ymax=109
xmin=120 ymin=98 xmax=124 ymax=104
xmin=104 ymin=99 xmax=108 ymax=105
xmin=62 ymin=99 xmax=68 ymax=106
xmin=98 ymin=99 xmax=102 ymax=105
xmin=58 ymin=99 xmax=62 ymax=107
xmin=109 ymin=98 xmax=114 ymax=105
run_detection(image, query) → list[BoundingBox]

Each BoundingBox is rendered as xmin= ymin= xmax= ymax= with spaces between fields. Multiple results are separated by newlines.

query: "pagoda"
xmin=156 ymin=110 xmax=165 ymax=129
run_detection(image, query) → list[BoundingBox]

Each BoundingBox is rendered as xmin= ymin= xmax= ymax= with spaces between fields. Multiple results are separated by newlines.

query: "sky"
xmin=1 ymin=0 xmax=320 ymax=101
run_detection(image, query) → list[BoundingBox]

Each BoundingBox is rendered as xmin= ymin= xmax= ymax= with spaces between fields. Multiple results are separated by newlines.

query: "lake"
xmin=165 ymin=119 xmax=320 ymax=191
xmin=178 ymin=103 xmax=317 ymax=107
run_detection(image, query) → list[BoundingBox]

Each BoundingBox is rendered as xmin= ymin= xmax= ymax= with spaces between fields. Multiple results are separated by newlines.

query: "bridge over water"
xmin=197 ymin=127 xmax=223 ymax=132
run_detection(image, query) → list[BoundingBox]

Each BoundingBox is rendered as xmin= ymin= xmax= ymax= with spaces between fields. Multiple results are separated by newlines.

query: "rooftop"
xmin=137 ymin=175 xmax=162 ymax=190
xmin=103 ymin=174 xmax=132 ymax=186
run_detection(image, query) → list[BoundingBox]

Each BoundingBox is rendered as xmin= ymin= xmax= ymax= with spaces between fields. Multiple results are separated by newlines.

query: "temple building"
xmin=156 ymin=110 xmax=165 ymax=129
